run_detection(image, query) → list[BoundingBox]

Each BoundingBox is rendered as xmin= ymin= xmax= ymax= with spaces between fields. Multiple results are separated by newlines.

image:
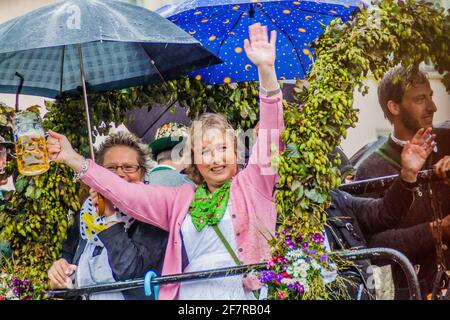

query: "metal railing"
xmin=48 ymin=247 xmax=421 ymax=300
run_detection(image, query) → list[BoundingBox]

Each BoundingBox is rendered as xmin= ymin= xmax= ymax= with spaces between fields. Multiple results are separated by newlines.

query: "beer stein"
xmin=14 ymin=111 xmax=50 ymax=176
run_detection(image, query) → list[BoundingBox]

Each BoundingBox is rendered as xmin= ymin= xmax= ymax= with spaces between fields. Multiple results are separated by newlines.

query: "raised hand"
xmin=244 ymin=23 xmax=277 ymax=68
xmin=244 ymin=23 xmax=278 ymax=92
xmin=400 ymin=127 xmax=436 ymax=182
xmin=47 ymin=130 xmax=84 ymax=171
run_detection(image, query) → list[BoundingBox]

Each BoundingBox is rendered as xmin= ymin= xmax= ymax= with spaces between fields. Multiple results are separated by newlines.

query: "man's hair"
xmin=156 ymin=149 xmax=173 ymax=164
xmin=378 ymin=66 xmax=428 ymax=123
xmin=96 ymin=131 xmax=150 ymax=172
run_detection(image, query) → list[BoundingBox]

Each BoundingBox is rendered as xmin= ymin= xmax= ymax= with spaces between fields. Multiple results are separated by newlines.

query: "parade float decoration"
xmin=264 ymin=0 xmax=449 ymax=299
xmin=1 ymin=0 xmax=449 ymax=299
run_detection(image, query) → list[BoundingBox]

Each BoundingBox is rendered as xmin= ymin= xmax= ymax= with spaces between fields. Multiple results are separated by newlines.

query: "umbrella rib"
xmin=271 ymin=1 xmax=344 ymax=19
xmin=59 ymin=46 xmax=65 ymax=97
xmin=209 ymin=10 xmax=245 ymax=84
xmin=139 ymin=43 xmax=166 ymax=83
xmin=217 ymin=11 xmax=245 ymax=49
xmin=258 ymin=7 xmax=307 ymax=77
xmin=139 ymin=100 xmax=177 ymax=140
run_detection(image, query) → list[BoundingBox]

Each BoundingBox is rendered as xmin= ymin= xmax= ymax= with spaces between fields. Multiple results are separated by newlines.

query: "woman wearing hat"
xmin=47 ymin=23 xmax=282 ymax=300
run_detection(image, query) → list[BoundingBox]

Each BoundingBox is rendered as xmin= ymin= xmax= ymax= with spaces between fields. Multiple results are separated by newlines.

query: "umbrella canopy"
xmin=0 ymin=0 xmax=221 ymax=98
xmin=125 ymin=103 xmax=192 ymax=144
xmin=161 ymin=0 xmax=363 ymax=83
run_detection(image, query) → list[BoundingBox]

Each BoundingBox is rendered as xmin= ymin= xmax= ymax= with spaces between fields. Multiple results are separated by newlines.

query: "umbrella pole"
xmin=77 ymin=45 xmax=96 ymax=161
xmin=78 ymin=45 xmax=105 ymax=215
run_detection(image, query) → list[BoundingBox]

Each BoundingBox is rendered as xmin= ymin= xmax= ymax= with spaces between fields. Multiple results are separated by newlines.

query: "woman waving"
xmin=47 ymin=23 xmax=283 ymax=300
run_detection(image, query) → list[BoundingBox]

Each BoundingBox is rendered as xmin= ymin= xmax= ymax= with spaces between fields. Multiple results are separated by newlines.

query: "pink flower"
xmin=277 ymin=291 xmax=287 ymax=299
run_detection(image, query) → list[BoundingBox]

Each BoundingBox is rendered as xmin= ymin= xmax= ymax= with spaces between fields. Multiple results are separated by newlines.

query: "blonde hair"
xmin=184 ymin=113 xmax=238 ymax=185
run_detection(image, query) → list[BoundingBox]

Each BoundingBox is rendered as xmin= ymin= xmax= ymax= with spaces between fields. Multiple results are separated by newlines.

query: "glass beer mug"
xmin=14 ymin=112 xmax=50 ymax=176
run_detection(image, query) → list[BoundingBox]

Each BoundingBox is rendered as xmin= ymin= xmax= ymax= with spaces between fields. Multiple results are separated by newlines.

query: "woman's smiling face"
xmin=195 ymin=128 xmax=237 ymax=192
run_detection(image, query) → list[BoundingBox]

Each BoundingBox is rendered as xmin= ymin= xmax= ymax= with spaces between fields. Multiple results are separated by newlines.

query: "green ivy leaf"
xmin=286 ymin=143 xmax=301 ymax=158
xmin=304 ymin=188 xmax=327 ymax=204
xmin=15 ymin=177 xmax=28 ymax=193
xmin=25 ymin=185 xmax=35 ymax=199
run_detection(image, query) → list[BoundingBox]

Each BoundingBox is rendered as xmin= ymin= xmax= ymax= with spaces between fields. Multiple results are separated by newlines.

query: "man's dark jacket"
xmin=325 ymin=178 xmax=416 ymax=299
xmin=353 ymin=122 xmax=450 ymax=299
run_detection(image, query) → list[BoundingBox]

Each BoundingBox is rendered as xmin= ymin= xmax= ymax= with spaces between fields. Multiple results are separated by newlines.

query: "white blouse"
xmin=178 ymin=204 xmax=256 ymax=300
xmin=178 ymin=203 xmax=336 ymax=300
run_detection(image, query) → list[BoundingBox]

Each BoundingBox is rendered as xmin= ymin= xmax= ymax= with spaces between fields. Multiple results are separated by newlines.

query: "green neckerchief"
xmin=188 ymin=181 xmax=231 ymax=232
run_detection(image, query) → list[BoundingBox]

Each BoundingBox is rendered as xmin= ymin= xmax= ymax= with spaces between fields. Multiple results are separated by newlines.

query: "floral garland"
xmin=0 ymin=275 xmax=35 ymax=300
xmin=262 ymin=0 xmax=450 ymax=300
xmin=261 ymin=232 xmax=329 ymax=298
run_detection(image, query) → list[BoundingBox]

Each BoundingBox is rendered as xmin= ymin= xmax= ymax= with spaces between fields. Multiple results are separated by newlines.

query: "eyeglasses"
xmin=104 ymin=164 xmax=141 ymax=174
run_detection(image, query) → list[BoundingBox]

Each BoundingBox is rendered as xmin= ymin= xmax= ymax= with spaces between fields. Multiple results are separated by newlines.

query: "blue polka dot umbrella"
xmin=160 ymin=0 xmax=365 ymax=84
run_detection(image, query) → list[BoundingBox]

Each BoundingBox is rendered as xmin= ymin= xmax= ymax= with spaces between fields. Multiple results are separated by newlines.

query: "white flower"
xmin=292 ymin=259 xmax=302 ymax=266
xmin=299 ymin=261 xmax=309 ymax=271
xmin=281 ymin=278 xmax=295 ymax=286
xmin=311 ymin=260 xmax=321 ymax=270
xmin=300 ymin=270 xmax=308 ymax=278
xmin=286 ymin=248 xmax=304 ymax=260
xmin=298 ymin=277 xmax=307 ymax=286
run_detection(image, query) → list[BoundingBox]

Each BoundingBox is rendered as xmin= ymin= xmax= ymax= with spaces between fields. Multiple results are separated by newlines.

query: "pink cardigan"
xmin=81 ymin=92 xmax=284 ymax=299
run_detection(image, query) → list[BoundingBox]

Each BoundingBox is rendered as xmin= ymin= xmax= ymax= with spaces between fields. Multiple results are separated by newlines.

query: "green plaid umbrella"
xmin=0 ymin=0 xmax=221 ymax=158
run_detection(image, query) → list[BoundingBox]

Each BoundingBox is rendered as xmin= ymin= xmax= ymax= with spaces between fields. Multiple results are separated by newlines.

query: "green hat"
xmin=148 ymin=122 xmax=188 ymax=158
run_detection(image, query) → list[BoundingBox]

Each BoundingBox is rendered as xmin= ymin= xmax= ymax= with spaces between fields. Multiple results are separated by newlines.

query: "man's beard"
xmin=399 ymin=105 xmax=428 ymax=133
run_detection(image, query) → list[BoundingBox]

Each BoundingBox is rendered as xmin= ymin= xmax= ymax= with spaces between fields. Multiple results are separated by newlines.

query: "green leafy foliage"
xmin=0 ymin=76 xmax=260 ymax=298
xmin=268 ymin=0 xmax=450 ymax=299
xmin=143 ymin=77 xmax=260 ymax=130
xmin=1 ymin=0 xmax=448 ymax=299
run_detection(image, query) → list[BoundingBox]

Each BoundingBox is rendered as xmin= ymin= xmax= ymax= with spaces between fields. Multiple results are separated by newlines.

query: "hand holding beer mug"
xmin=14 ymin=112 xmax=50 ymax=176
xmin=47 ymin=130 xmax=106 ymax=215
